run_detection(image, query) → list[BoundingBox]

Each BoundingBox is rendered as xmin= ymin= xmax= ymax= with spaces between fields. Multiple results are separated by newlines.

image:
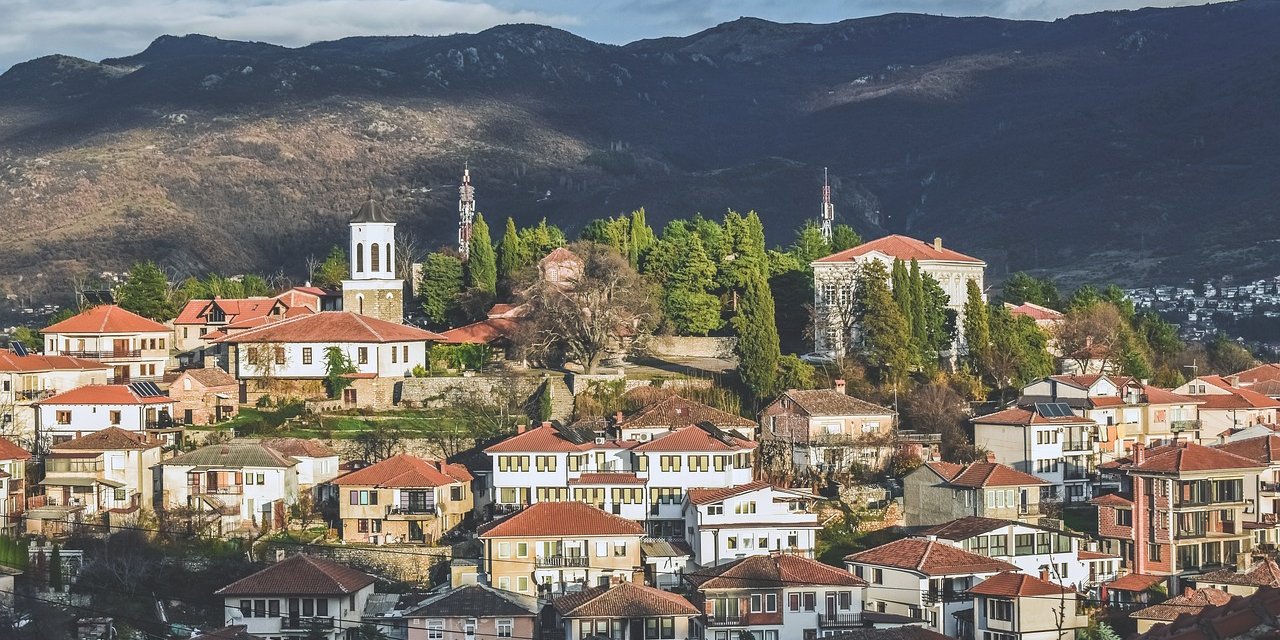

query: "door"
xmin=113 ymin=365 xmax=130 ymax=384
xmin=184 ymin=409 xmax=194 ymax=425
xmin=343 ymin=388 xmax=357 ymax=406
xmin=409 ymin=520 xmax=424 ymax=543
xmin=826 ymin=593 xmax=837 ymax=618
xmin=628 ymin=619 xmax=644 ymax=640
xmin=113 ymin=339 xmax=130 ymax=357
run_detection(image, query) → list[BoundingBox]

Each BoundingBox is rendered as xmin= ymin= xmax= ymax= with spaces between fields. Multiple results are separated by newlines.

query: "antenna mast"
xmin=458 ymin=163 xmax=476 ymax=260
xmin=820 ymin=167 xmax=835 ymax=244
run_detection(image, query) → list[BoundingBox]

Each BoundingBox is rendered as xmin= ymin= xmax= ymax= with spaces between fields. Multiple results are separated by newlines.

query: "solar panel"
xmin=144 ymin=382 xmax=165 ymax=397
xmin=1052 ymin=402 xmax=1075 ymax=417
xmin=10 ymin=342 xmax=28 ymax=357
xmin=129 ymin=381 xmax=165 ymax=397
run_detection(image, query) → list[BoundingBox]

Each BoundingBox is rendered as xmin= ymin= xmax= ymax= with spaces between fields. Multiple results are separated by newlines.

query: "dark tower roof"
xmin=351 ymin=198 xmax=393 ymax=223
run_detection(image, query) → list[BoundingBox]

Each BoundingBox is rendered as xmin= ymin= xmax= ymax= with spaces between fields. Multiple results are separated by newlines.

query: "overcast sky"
xmin=0 ymin=0 xmax=1225 ymax=72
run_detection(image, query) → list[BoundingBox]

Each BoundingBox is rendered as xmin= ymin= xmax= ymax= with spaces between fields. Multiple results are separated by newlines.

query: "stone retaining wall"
xmin=400 ymin=376 xmax=541 ymax=408
xmin=263 ymin=543 xmax=449 ymax=585
xmin=643 ymin=336 xmax=738 ymax=359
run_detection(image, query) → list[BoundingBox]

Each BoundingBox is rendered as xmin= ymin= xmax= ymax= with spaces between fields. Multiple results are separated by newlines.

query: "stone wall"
xmin=400 ymin=376 xmax=541 ymax=408
xmin=263 ymin=544 xmax=449 ymax=586
xmin=643 ymin=336 xmax=738 ymax=359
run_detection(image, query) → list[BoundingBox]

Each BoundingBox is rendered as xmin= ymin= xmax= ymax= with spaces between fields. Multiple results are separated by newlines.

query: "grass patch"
xmin=223 ymin=405 xmax=486 ymax=440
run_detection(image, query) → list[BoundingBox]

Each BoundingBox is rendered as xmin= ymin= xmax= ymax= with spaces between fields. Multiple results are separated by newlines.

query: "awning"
xmin=38 ymin=477 xmax=98 ymax=487
xmin=214 ymin=393 xmax=231 ymax=399
xmin=96 ymin=478 xmax=126 ymax=489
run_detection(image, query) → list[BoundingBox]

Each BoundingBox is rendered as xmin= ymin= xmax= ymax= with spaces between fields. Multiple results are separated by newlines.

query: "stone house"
xmin=170 ymin=366 xmax=239 ymax=426
xmin=758 ymin=381 xmax=897 ymax=473
xmin=902 ymin=459 xmax=1049 ymax=528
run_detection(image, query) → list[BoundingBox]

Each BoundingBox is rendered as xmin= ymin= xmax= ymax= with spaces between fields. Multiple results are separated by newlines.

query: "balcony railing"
xmin=111 ymin=376 xmax=165 ymax=385
xmin=1018 ymin=504 xmax=1042 ymax=516
xmin=196 ymin=486 xmax=242 ymax=495
xmin=280 ymin=616 xmax=334 ymax=630
xmin=387 ymin=505 xmax=436 ymax=516
xmin=536 ymin=555 xmax=589 ymax=568
xmin=818 ymin=612 xmax=863 ymax=627
xmin=706 ymin=616 xmax=741 ymax=627
xmin=1063 ymin=440 xmax=1093 ymax=452
xmin=14 ymin=389 xmax=54 ymax=401
xmin=64 ymin=350 xmax=141 ymax=360
xmin=1170 ymin=420 xmax=1201 ymax=433
xmin=922 ymin=590 xmax=967 ymax=605
xmin=1261 ymin=482 xmax=1280 ymax=494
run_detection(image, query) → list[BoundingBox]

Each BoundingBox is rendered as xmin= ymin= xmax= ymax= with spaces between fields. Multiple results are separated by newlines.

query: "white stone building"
xmin=34 ymin=384 xmax=178 ymax=448
xmin=218 ymin=554 xmax=375 ymax=640
xmin=42 ymin=305 xmax=171 ymax=384
xmin=682 ymin=482 xmax=820 ymax=567
xmin=972 ymin=404 xmax=1099 ymax=504
xmin=155 ymin=442 xmax=299 ymax=533
xmin=0 ymin=350 xmax=109 ymax=448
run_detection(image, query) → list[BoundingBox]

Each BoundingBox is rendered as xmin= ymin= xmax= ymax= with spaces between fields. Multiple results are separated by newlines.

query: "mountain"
xmin=3 ymin=1 xmax=1280 ymax=296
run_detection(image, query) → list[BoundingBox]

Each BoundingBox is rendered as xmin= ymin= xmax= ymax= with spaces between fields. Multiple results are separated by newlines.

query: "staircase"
xmin=546 ymin=375 xmax=575 ymax=423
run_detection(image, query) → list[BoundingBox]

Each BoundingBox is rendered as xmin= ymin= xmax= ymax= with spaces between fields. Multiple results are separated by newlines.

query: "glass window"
xmin=497 ymin=620 xmax=513 ymax=638
xmin=427 ymin=620 xmax=444 ymax=640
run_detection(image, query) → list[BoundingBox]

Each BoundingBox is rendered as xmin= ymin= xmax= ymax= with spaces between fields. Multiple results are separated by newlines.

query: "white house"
xmin=547 ymin=581 xmax=701 ymax=640
xmin=844 ymin=538 xmax=1017 ymax=637
xmin=41 ymin=427 xmax=163 ymax=516
xmin=682 ymin=482 xmax=820 ymax=567
xmin=259 ymin=438 xmax=339 ymax=488
xmin=42 ymin=305 xmax=171 ymax=384
xmin=0 ymin=438 xmax=31 ymax=534
xmin=34 ymin=384 xmax=178 ymax=448
xmin=812 ymin=234 xmax=985 ymax=357
xmin=0 ymin=349 xmax=109 ymax=449
xmin=963 ymin=572 xmax=1089 ymax=640
xmin=155 ymin=442 xmax=299 ymax=533
xmin=972 ymin=404 xmax=1099 ymax=504
xmin=1174 ymin=375 xmax=1280 ymax=441
xmin=217 ymin=554 xmax=375 ymax=640
xmin=690 ymin=553 xmax=867 ymax=640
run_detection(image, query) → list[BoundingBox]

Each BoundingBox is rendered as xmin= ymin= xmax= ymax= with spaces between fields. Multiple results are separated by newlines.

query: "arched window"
xmin=356 ymin=243 xmax=364 ymax=273
xmin=370 ymin=243 xmax=380 ymax=273
xmin=385 ymin=243 xmax=393 ymax=274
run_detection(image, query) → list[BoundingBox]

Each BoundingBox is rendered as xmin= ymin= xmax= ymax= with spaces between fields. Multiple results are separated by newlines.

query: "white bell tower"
xmin=342 ymin=197 xmax=404 ymax=324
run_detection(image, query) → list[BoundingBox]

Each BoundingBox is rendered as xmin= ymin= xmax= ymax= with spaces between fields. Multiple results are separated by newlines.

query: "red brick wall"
xmin=1098 ymin=506 xmax=1133 ymax=540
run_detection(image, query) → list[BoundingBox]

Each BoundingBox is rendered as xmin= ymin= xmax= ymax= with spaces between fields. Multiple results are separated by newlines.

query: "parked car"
xmin=799 ymin=351 xmax=836 ymax=365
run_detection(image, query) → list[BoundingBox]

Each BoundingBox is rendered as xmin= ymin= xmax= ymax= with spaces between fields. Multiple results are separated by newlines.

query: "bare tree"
xmin=810 ymin=264 xmax=862 ymax=361
xmin=1055 ymin=303 xmax=1124 ymax=374
xmin=304 ymin=253 xmax=321 ymax=284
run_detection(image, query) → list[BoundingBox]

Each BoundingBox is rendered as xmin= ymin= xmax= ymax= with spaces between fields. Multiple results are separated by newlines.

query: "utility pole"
xmin=820 ymin=167 xmax=835 ymax=244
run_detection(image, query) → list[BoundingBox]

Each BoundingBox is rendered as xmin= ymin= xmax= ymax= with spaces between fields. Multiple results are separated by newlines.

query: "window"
xmin=498 ymin=542 xmax=511 ymax=558
xmin=765 ymin=593 xmax=777 ymax=612
xmin=370 ymin=243 xmax=381 ymax=272
xmin=391 ymin=347 xmax=397 ymax=364
xmin=660 ymin=455 xmax=682 ymax=472
xmin=596 ymin=541 xmax=608 ymax=557
xmin=498 ymin=576 xmax=510 ymax=590
xmin=788 ymin=533 xmax=799 ymax=548
xmin=56 ymin=410 xmax=72 ymax=425
xmin=516 ymin=542 xmax=528 ymax=557
xmin=726 ymin=537 xmax=738 ymax=550
xmin=114 ymin=488 xmax=126 ymax=502
xmin=358 ymin=519 xmax=369 ymax=533
xmin=302 ymin=348 xmax=312 ymax=365
xmin=403 ymin=345 xmax=409 ymax=362
xmin=735 ymin=501 xmax=757 ymax=515
xmin=358 ymin=347 xmax=368 ymax=364
xmin=1015 ymin=534 xmax=1034 ymax=556
xmin=802 ymin=592 xmax=816 ymax=611
xmin=751 ymin=594 xmax=763 ymax=612
xmin=536 ymin=456 xmax=556 ymax=472
xmin=274 ymin=347 xmax=285 ymax=365
xmin=789 ymin=593 xmax=800 ymax=611
xmin=108 ymin=410 xmax=121 ymax=424
xmin=496 ymin=620 xmax=513 ymax=638
xmin=268 ymin=600 xmax=280 ymax=618
xmin=707 ymin=505 xmax=723 ymax=516
xmin=240 ymin=600 xmax=251 ymax=617
xmin=614 ymin=542 xmax=627 ymax=557
xmin=1116 ymin=509 xmax=1133 ymax=526
xmin=427 ymin=620 xmax=444 ymax=640
xmin=517 ymin=576 xmax=528 ymax=592
xmin=988 ymin=599 xmax=1013 ymax=621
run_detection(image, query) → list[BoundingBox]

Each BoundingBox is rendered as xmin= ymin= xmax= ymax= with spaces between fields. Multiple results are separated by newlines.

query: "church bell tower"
xmin=341 ymin=196 xmax=404 ymax=324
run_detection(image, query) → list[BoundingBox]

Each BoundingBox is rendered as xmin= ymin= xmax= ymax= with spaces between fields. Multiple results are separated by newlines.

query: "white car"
xmin=799 ymin=351 xmax=836 ymax=365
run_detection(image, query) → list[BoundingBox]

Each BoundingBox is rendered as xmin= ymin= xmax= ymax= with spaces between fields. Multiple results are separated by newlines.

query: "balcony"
xmin=1261 ymin=482 xmax=1280 ymax=495
xmin=706 ymin=616 xmax=741 ymax=627
xmin=110 ymin=376 xmax=165 ymax=385
xmin=1063 ymin=440 xmax=1094 ymax=453
xmin=922 ymin=590 xmax=967 ymax=605
xmin=65 ymin=350 xmax=141 ymax=360
xmin=386 ymin=505 xmax=436 ymax=517
xmin=195 ymin=486 xmax=243 ymax=495
xmin=280 ymin=616 xmax=334 ymax=631
xmin=1170 ymin=420 xmax=1201 ymax=433
xmin=1018 ymin=504 xmax=1042 ymax=516
xmin=14 ymin=389 xmax=54 ymax=401
xmin=818 ymin=612 xmax=863 ymax=627
xmin=535 ymin=555 xmax=589 ymax=568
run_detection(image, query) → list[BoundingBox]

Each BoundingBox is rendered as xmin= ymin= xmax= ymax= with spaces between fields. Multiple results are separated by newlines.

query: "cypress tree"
xmin=857 ymin=260 xmax=913 ymax=386
xmin=831 ymin=225 xmax=861 ymax=252
xmin=963 ymin=278 xmax=991 ymax=373
xmin=497 ymin=217 xmax=524 ymax=286
xmin=734 ymin=267 xmax=781 ymax=401
xmin=466 ymin=213 xmax=497 ymax=294
xmin=890 ymin=259 xmax=915 ymax=350
xmin=628 ymin=208 xmax=655 ymax=269
xmin=419 ymin=252 xmax=464 ymax=328
xmin=909 ymin=259 xmax=928 ymax=358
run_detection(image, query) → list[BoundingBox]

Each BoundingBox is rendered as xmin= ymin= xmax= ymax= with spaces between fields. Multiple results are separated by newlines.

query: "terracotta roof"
xmin=161 ymin=443 xmax=297 ymax=468
xmin=969 ymin=572 xmax=1073 ymax=597
xmin=174 ymin=297 xmax=277 ymax=325
xmin=689 ymin=553 xmax=865 ymax=589
xmin=1078 ymin=550 xmax=1120 ymax=561
xmin=0 ymin=437 xmax=31 ymax=461
xmin=1089 ymin=493 xmax=1135 ymax=507
xmin=35 ymin=384 xmax=173 ymax=406
xmin=1198 ymin=558 xmax=1280 ymax=588
xmin=1105 ymin=573 xmax=1167 ymax=592
xmin=686 ymin=480 xmax=774 ymax=506
xmin=484 ymin=423 xmax=589 ymax=454
xmin=640 ymin=539 xmax=693 ymax=558
xmin=405 ymin=584 xmax=538 ymax=618
xmin=623 ymin=395 xmax=757 ymax=429
xmin=923 ymin=461 xmax=964 ymax=481
xmin=1128 ymin=442 xmax=1265 ymax=474
xmin=479 ymin=502 xmax=644 ymax=538
xmin=917 ymin=516 xmax=1012 ymax=541
xmin=1251 ymin=379 xmax=1280 ymax=397
xmin=632 ymin=424 xmax=757 ymax=452
xmin=551 ymin=581 xmax=699 ymax=618
xmin=1130 ymin=586 xmax=1280 ymax=640
xmin=437 ymin=318 xmax=521 ymax=345
xmin=1132 ymin=588 xmax=1235 ymax=622
xmin=1139 ymin=385 xmax=1201 ymax=405
xmin=215 ymin=555 xmax=375 ymax=596
xmin=0 ymin=352 xmax=109 ymax=373
xmin=1215 ymin=435 xmax=1280 ymax=465
xmin=1048 ymin=374 xmax=1107 ymax=389
xmin=844 ymin=538 xmax=1017 ymax=576
xmin=814 ymin=235 xmax=984 ymax=265
xmin=178 ymin=367 xmax=238 ymax=388
xmin=1192 ymin=376 xmax=1280 ymax=409
xmin=260 ymin=438 xmax=338 ymax=459
xmin=333 ymin=454 xmax=471 ymax=488
xmin=43 ymin=304 xmax=169 ymax=334
xmin=1234 ymin=364 xmax=1280 ymax=385
xmin=214 ymin=311 xmax=444 ymax=344
xmin=948 ymin=462 xmax=1049 ymax=488
xmin=569 ymin=472 xmax=647 ymax=485
xmin=1006 ymin=302 xmax=1063 ymax=321
xmin=52 ymin=427 xmax=154 ymax=451
xmin=771 ymin=389 xmax=895 ymax=417
xmin=973 ymin=406 xmax=1094 ymax=426
xmin=191 ymin=626 xmax=254 ymax=640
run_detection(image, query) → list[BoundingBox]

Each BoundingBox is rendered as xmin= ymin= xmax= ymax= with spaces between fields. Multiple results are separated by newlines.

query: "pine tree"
xmin=663 ymin=235 xmax=721 ymax=335
xmin=734 ymin=267 xmax=781 ymax=401
xmin=419 ymin=252 xmax=464 ymax=328
xmin=466 ymin=213 xmax=497 ymax=294
xmin=790 ymin=221 xmax=832 ymax=266
xmin=312 ymin=246 xmax=348 ymax=289
xmin=48 ymin=543 xmax=63 ymax=591
xmin=117 ymin=261 xmax=176 ymax=320
xmin=856 ymin=260 xmax=912 ymax=386
xmin=831 ymin=224 xmax=862 ymax=252
xmin=963 ymin=279 xmax=991 ymax=371
xmin=497 ymin=217 xmax=525 ymax=286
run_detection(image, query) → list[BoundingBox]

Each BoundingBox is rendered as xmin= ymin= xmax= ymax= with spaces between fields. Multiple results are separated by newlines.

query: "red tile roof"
xmin=1198 ymin=558 xmax=1280 ymax=588
xmin=551 ymin=581 xmax=699 ymax=618
xmin=1139 ymin=384 xmax=1201 ymax=406
xmin=1077 ymin=550 xmax=1119 ymax=561
xmin=214 ymin=311 xmax=444 ymax=344
xmin=632 ymin=425 xmax=757 ymax=452
xmin=568 ymin=472 xmax=647 ymax=485
xmin=948 ymin=462 xmax=1049 ymax=488
xmin=1132 ymin=588 xmax=1234 ymax=622
xmin=176 ymin=367 xmax=238 ymax=388
xmin=1089 ymin=493 xmax=1135 ymax=507
xmin=333 ymin=454 xmax=471 ymax=488
xmin=484 ymin=423 xmax=587 ymax=454
xmin=1215 ymin=435 xmax=1280 ymax=465
xmin=969 ymin=572 xmax=1073 ymax=597
xmin=1006 ymin=302 xmax=1063 ymax=321
xmin=844 ymin=538 xmax=1017 ymax=576
xmin=686 ymin=480 xmax=773 ymax=506
xmin=1105 ymin=573 xmax=1167 ymax=592
xmin=0 ymin=352 xmax=109 ymax=373
xmin=35 ymin=384 xmax=173 ymax=406
xmin=43 ymin=305 xmax=168 ymax=334
xmin=1234 ymin=363 xmax=1280 ymax=385
xmin=437 ymin=318 xmax=521 ymax=345
xmin=0 ymin=437 xmax=31 ymax=461
xmin=923 ymin=461 xmax=964 ymax=481
xmin=690 ymin=553 xmax=866 ymax=589
xmin=1128 ymin=442 xmax=1265 ymax=474
xmin=479 ymin=502 xmax=644 ymax=538
xmin=1130 ymin=585 xmax=1280 ymax=640
xmin=1193 ymin=376 xmax=1280 ymax=409
xmin=814 ymin=235 xmax=984 ymax=265
xmin=973 ymin=406 xmax=1094 ymax=426
xmin=770 ymin=389 xmax=895 ymax=418
xmin=214 ymin=555 xmax=375 ymax=596
xmin=52 ymin=427 xmax=155 ymax=451
xmin=622 ymin=395 xmax=758 ymax=429
xmin=260 ymin=438 xmax=338 ymax=459
xmin=917 ymin=517 xmax=1012 ymax=541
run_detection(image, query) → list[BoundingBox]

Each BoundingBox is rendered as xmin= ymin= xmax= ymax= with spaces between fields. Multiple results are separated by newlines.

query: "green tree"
xmin=519 ymin=218 xmax=566 ymax=261
xmin=1000 ymin=272 xmax=1061 ymax=309
xmin=790 ymin=221 xmax=832 ymax=266
xmin=663 ymin=235 xmax=721 ymax=335
xmin=919 ymin=272 xmax=955 ymax=363
xmin=312 ymin=247 xmax=348 ymax=289
xmin=419 ymin=252 xmax=464 ymax=328
xmin=240 ymin=274 xmax=271 ymax=297
xmin=323 ymin=347 xmax=357 ymax=399
xmin=962 ymin=279 xmax=991 ymax=373
xmin=987 ymin=305 xmax=1053 ymax=401
xmin=117 ymin=261 xmax=177 ymax=320
xmin=1207 ymin=333 xmax=1256 ymax=374
xmin=855 ymin=260 xmax=912 ymax=386
xmin=628 ymin=208 xmax=656 ymax=269
xmin=1067 ymin=284 xmax=1101 ymax=311
xmin=735 ymin=268 xmax=781 ymax=401
xmin=909 ymin=260 xmax=927 ymax=350
xmin=9 ymin=327 xmax=39 ymax=352
xmin=831 ymin=224 xmax=861 ymax=252
xmin=534 ymin=380 xmax=553 ymax=422
xmin=776 ymin=355 xmax=817 ymax=391
xmin=719 ymin=210 xmax=768 ymax=293
xmin=497 ymin=217 xmax=525 ymax=286
xmin=466 ymin=212 xmax=497 ymax=294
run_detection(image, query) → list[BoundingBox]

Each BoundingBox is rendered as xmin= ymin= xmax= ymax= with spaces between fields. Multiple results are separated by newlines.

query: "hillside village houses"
xmin=682 ymin=481 xmax=821 ymax=567
xmin=972 ymin=404 xmax=1100 ymax=504
xmin=0 ymin=437 xmax=30 ymax=533
xmin=1172 ymin=374 xmax=1280 ymax=439
xmin=758 ymin=381 xmax=901 ymax=474
xmin=0 ymin=349 xmax=109 ymax=447
xmin=961 ymin=571 xmax=1090 ymax=640
xmin=34 ymin=383 xmax=179 ymax=448
xmin=42 ymin=304 xmax=171 ymax=384
xmin=332 ymin=453 xmax=473 ymax=545
xmin=902 ymin=459 xmax=1048 ymax=528
xmin=216 ymin=554 xmax=376 ymax=640
xmin=172 ymin=285 xmax=327 ymax=365
xmin=40 ymin=427 xmax=163 ymax=518
xmin=155 ymin=442 xmax=301 ymax=533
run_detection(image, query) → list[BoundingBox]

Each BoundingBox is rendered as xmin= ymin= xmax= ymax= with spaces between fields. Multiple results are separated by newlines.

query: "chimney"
xmin=834 ymin=379 xmax=847 ymax=395
xmin=541 ymin=421 xmax=552 ymax=428
xmin=1132 ymin=442 xmax=1146 ymax=466
xmin=516 ymin=424 xmax=527 ymax=434
xmin=1237 ymin=551 xmax=1252 ymax=572
xmin=985 ymin=451 xmax=997 ymax=464
xmin=933 ymin=237 xmax=942 ymax=251
xmin=1228 ymin=375 xmax=1241 ymax=388
xmin=1039 ymin=568 xmax=1050 ymax=582
xmin=614 ymin=411 xmax=624 ymax=424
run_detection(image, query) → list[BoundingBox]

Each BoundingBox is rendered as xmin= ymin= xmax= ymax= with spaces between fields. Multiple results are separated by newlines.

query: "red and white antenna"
xmin=458 ymin=162 xmax=476 ymax=260
xmin=820 ymin=167 xmax=835 ymax=243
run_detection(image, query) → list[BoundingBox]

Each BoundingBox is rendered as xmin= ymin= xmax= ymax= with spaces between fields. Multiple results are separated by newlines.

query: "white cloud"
xmin=0 ymin=0 xmax=578 ymax=69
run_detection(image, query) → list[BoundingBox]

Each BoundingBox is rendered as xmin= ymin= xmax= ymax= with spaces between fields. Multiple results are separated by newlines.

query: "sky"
xmin=0 ymin=0 xmax=1227 ymax=72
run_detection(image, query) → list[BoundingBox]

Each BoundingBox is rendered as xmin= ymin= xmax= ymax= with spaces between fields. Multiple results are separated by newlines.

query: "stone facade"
xmin=342 ymin=285 xmax=403 ymax=325
xmin=642 ymin=336 xmax=738 ymax=360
